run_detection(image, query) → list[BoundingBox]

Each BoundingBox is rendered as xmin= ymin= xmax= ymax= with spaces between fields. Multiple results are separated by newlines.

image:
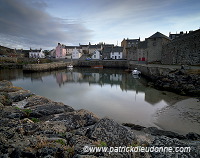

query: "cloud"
xmin=0 ymin=0 xmax=92 ymax=49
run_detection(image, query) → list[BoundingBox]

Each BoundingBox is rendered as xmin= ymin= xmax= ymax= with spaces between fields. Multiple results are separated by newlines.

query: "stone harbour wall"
xmin=129 ymin=63 xmax=200 ymax=96
xmin=75 ymin=60 xmax=128 ymax=68
xmin=23 ymin=62 xmax=70 ymax=72
xmin=162 ymin=29 xmax=200 ymax=65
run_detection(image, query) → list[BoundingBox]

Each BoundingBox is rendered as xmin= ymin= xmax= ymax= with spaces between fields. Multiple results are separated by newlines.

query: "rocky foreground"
xmin=0 ymin=80 xmax=200 ymax=158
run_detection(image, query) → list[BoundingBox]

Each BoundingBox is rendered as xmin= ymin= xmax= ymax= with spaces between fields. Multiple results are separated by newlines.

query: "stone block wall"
xmin=162 ymin=29 xmax=200 ymax=65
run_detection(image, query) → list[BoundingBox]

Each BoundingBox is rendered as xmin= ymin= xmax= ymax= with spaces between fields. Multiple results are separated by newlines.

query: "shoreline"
xmin=1 ymin=60 xmax=199 ymax=96
xmin=0 ymin=80 xmax=200 ymax=157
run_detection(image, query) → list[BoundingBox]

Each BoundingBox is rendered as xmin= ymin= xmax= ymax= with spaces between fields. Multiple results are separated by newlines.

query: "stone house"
xmin=121 ymin=38 xmax=140 ymax=59
xmin=102 ymin=45 xmax=113 ymax=59
xmin=126 ymin=32 xmax=169 ymax=63
xmin=137 ymin=41 xmax=147 ymax=62
xmin=146 ymin=32 xmax=170 ymax=63
xmin=162 ymin=29 xmax=200 ymax=65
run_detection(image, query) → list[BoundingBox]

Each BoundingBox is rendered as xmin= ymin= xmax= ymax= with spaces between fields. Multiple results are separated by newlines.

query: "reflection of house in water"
xmin=110 ymin=74 xmax=122 ymax=82
xmin=56 ymin=72 xmax=68 ymax=87
xmin=55 ymin=71 xmax=83 ymax=86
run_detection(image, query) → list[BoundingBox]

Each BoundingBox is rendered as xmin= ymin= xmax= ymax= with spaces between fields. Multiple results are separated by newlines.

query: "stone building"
xmin=126 ymin=32 xmax=170 ymax=63
xmin=121 ymin=38 xmax=140 ymax=59
xmin=162 ymin=29 xmax=200 ymax=65
xmin=146 ymin=32 xmax=171 ymax=63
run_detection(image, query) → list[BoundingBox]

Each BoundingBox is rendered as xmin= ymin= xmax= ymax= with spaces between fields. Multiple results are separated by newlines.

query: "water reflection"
xmin=0 ymin=68 xmax=188 ymax=128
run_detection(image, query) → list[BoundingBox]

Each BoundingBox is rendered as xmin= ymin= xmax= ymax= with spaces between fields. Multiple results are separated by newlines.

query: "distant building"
xmin=102 ymin=44 xmax=114 ymax=59
xmin=55 ymin=43 xmax=66 ymax=58
xmin=110 ymin=46 xmax=123 ymax=59
xmin=29 ymin=49 xmax=45 ymax=58
xmin=169 ymin=31 xmax=187 ymax=40
xmin=126 ymin=32 xmax=170 ymax=63
xmin=121 ymin=38 xmax=140 ymax=58
xmin=146 ymin=32 xmax=170 ymax=63
xmin=65 ymin=46 xmax=82 ymax=59
xmin=72 ymin=48 xmax=82 ymax=59
xmin=88 ymin=44 xmax=102 ymax=54
xmin=91 ymin=50 xmax=101 ymax=60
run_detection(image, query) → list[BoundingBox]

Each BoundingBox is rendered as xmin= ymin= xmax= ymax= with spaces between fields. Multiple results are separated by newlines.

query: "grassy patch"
xmin=22 ymin=108 xmax=32 ymax=117
xmin=30 ymin=117 xmax=40 ymax=123
xmin=93 ymin=140 xmax=107 ymax=147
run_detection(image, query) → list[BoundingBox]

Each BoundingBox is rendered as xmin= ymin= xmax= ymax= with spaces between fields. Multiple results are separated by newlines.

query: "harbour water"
xmin=1 ymin=68 xmax=199 ymax=134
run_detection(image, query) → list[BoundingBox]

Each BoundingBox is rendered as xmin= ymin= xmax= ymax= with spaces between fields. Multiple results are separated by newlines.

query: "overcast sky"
xmin=0 ymin=0 xmax=199 ymax=50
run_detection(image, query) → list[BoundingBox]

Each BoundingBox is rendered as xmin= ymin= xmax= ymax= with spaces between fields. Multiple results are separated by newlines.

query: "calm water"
xmin=0 ymin=68 xmax=190 ymax=131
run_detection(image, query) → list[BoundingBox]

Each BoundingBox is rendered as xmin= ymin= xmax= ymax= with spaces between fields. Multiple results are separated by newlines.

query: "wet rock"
xmin=143 ymin=127 xmax=186 ymax=140
xmin=50 ymin=109 xmax=99 ymax=131
xmin=150 ymin=136 xmax=200 ymax=158
xmin=8 ymin=90 xmax=33 ymax=102
xmin=87 ymin=118 xmax=135 ymax=146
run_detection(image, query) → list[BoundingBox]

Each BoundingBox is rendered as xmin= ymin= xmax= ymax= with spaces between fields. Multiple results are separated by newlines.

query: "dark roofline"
xmin=148 ymin=32 xmax=170 ymax=40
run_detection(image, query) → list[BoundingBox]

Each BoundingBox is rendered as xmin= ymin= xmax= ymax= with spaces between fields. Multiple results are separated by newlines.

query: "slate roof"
xmin=89 ymin=45 xmax=101 ymax=49
xmin=148 ymin=32 xmax=170 ymax=40
xmin=138 ymin=41 xmax=147 ymax=49
xmin=112 ymin=46 xmax=123 ymax=52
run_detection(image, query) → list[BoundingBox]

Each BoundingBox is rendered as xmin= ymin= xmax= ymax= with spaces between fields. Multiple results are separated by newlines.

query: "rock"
xmin=50 ymin=109 xmax=99 ymax=131
xmin=186 ymin=132 xmax=200 ymax=140
xmin=8 ymin=90 xmax=33 ymax=102
xmin=23 ymin=123 xmax=40 ymax=135
xmin=0 ymin=80 xmax=23 ymax=93
xmin=87 ymin=118 xmax=135 ymax=146
xmin=23 ymin=95 xmax=74 ymax=119
xmin=143 ymin=127 xmax=186 ymax=140
xmin=25 ymin=95 xmax=54 ymax=107
xmin=69 ymin=135 xmax=93 ymax=154
xmin=150 ymin=136 xmax=200 ymax=158
xmin=39 ymin=121 xmax=67 ymax=134
xmin=122 ymin=123 xmax=146 ymax=131
xmin=29 ymin=103 xmax=74 ymax=118
xmin=0 ymin=80 xmax=13 ymax=88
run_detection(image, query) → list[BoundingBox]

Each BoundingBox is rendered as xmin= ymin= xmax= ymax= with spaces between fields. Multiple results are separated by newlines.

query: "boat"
xmin=91 ymin=65 xmax=103 ymax=69
xmin=132 ymin=68 xmax=141 ymax=75
xmin=67 ymin=64 xmax=73 ymax=68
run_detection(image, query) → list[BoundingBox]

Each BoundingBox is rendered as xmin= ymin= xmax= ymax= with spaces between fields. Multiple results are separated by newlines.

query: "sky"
xmin=0 ymin=0 xmax=200 ymax=50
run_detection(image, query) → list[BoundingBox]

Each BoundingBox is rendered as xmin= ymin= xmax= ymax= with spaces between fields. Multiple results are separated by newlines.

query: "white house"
xmin=72 ymin=48 xmax=82 ymax=59
xmin=110 ymin=47 xmax=123 ymax=59
xmin=29 ymin=49 xmax=45 ymax=58
xmin=91 ymin=50 xmax=101 ymax=60
xmin=66 ymin=46 xmax=82 ymax=59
